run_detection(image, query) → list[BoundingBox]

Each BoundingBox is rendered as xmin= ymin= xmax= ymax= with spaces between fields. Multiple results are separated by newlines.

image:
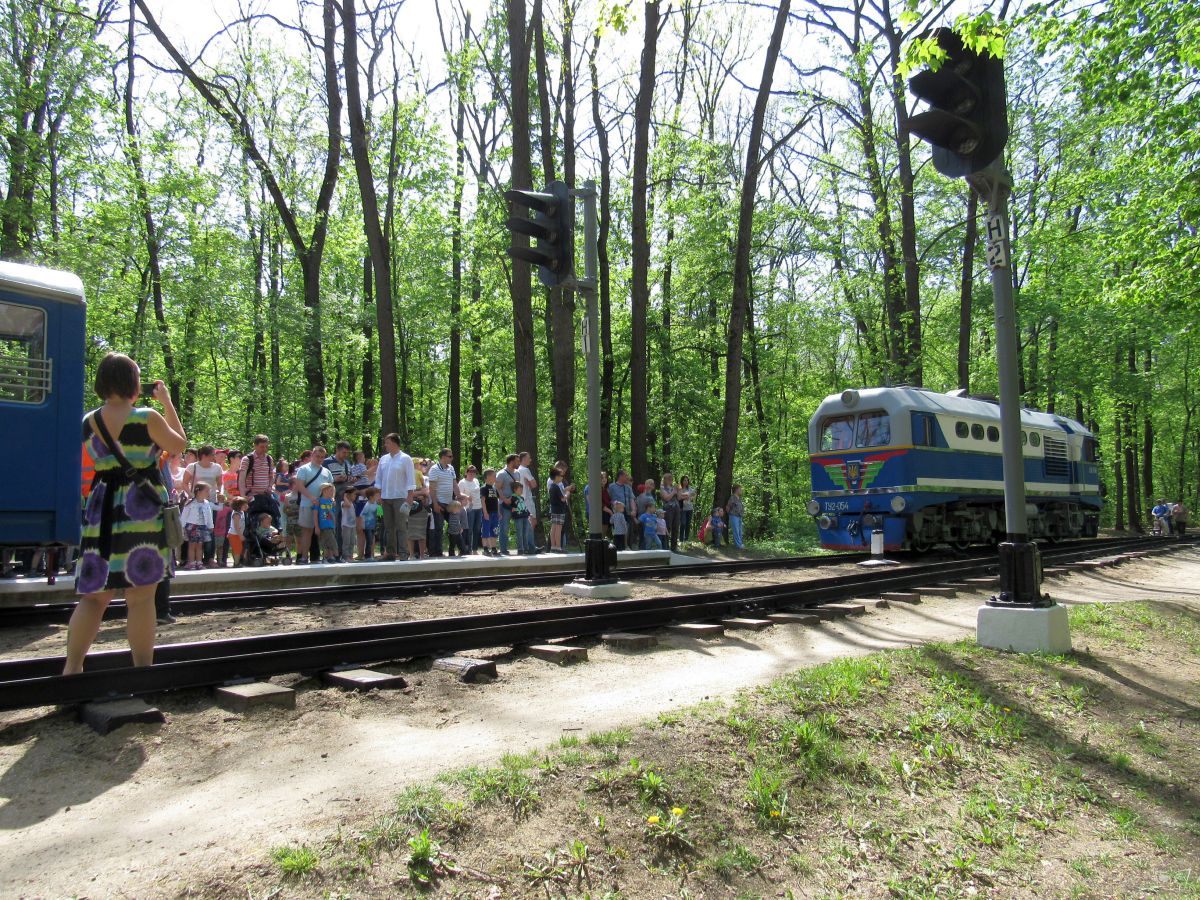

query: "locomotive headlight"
xmin=818 ymin=515 xmax=834 ymax=530
xmin=890 ymin=495 xmax=907 ymax=513
xmin=863 ymin=513 xmax=879 ymax=528
xmin=806 ymin=500 xmax=821 ymax=516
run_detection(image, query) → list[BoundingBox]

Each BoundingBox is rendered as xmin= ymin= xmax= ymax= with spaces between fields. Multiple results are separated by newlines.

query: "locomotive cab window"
xmin=986 ymin=426 xmax=999 ymax=442
xmin=971 ymin=423 xmax=985 ymax=440
xmin=855 ymin=411 xmax=891 ymax=447
xmin=820 ymin=415 xmax=854 ymax=451
xmin=912 ymin=412 xmax=936 ymax=446
xmin=1082 ymin=437 xmax=1097 ymax=462
xmin=0 ymin=301 xmax=47 ymax=405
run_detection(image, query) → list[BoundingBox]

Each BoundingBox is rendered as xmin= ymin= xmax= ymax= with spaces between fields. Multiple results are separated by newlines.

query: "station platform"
xmin=0 ymin=549 xmax=687 ymax=606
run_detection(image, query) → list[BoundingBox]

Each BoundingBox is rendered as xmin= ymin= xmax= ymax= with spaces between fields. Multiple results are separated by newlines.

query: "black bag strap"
xmin=91 ymin=409 xmax=139 ymax=481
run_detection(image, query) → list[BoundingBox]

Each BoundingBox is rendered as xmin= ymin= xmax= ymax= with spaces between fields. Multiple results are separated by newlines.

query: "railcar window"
xmin=955 ymin=421 xmax=969 ymax=439
xmin=987 ymin=426 xmax=999 ymax=442
xmin=1030 ymin=432 xmax=1041 ymax=447
xmin=1083 ymin=438 xmax=1097 ymax=462
xmin=856 ymin=411 xmax=891 ymax=447
xmin=820 ymin=415 xmax=854 ymax=451
xmin=971 ymin=423 xmax=985 ymax=440
xmin=0 ymin=302 xmax=47 ymax=405
xmin=1021 ymin=431 xmax=1028 ymax=445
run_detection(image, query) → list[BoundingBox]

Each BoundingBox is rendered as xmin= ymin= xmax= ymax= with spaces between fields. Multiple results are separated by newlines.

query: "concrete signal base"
xmin=562 ymin=580 xmax=634 ymax=600
xmin=977 ymin=602 xmax=1072 ymax=654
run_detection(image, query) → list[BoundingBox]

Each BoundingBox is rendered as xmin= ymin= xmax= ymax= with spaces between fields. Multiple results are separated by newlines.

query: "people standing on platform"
xmin=374 ymin=433 xmax=414 ymax=561
xmin=350 ymin=450 xmax=371 ymax=488
xmin=239 ymin=435 xmax=278 ymax=528
xmin=726 ymin=485 xmax=745 ymax=549
xmin=678 ymin=476 xmax=695 ymax=543
xmin=213 ymin=495 xmax=232 ymax=567
xmin=511 ymin=481 xmax=535 ymax=554
xmin=639 ymin=502 xmax=661 ymax=550
xmin=358 ymin=487 xmax=379 ymax=559
xmin=181 ymin=483 xmax=215 ymax=570
xmin=294 ymin=446 xmax=333 ymax=565
xmin=316 ymin=483 xmax=339 ymax=563
xmin=340 ymin=487 xmax=359 ymax=562
xmin=608 ymin=470 xmax=635 ymax=546
xmin=659 ymin=473 xmax=681 ymax=552
xmin=407 ymin=493 xmax=430 ymax=559
xmin=326 ymin=441 xmax=354 ymax=558
xmin=547 ymin=467 xmax=568 ymax=552
xmin=458 ymin=465 xmax=482 ymax=552
xmin=583 ymin=470 xmax=611 ymax=537
xmin=182 ymin=445 xmax=223 ymax=565
xmin=496 ymin=454 xmax=521 ymax=556
xmin=66 ymin=355 xmax=186 ymax=674
xmin=517 ymin=452 xmax=539 ymax=549
xmin=446 ymin=500 xmax=469 ymax=556
xmin=635 ymin=478 xmax=656 ymax=549
xmin=223 ymin=451 xmax=243 ymax=498
xmin=274 ymin=458 xmax=292 ymax=498
xmin=611 ymin=501 xmax=628 ymax=550
xmin=480 ymin=468 xmax=501 ymax=556
xmin=427 ymin=448 xmax=460 ymax=557
xmin=282 ymin=478 xmax=300 ymax=563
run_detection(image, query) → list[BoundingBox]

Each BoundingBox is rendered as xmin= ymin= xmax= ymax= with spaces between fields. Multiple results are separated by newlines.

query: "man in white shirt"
xmin=374 ymin=432 xmax=415 ymax=561
xmin=518 ymin=451 xmax=539 ymax=531
xmin=457 ymin=465 xmax=482 ymax=553
xmin=426 ymin=448 xmax=460 ymax=557
xmin=294 ymin=446 xmax=333 ymax=564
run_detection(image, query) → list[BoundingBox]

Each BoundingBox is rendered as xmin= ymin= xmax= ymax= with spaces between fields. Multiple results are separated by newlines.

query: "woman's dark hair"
xmin=680 ymin=475 xmax=690 ymax=487
xmin=93 ymin=352 xmax=139 ymax=400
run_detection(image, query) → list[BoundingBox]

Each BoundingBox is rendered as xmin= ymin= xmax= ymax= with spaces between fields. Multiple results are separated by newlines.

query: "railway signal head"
xmin=907 ymin=27 xmax=1008 ymax=178
xmin=504 ymin=180 xmax=574 ymax=288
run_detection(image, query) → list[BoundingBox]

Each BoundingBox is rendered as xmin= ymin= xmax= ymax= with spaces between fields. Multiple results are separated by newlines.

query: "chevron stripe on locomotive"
xmin=807 ymin=387 xmax=1102 ymax=552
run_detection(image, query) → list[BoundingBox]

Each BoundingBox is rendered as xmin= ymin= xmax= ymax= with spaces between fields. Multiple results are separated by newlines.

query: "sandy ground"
xmin=0 ymin=546 xmax=1195 ymax=898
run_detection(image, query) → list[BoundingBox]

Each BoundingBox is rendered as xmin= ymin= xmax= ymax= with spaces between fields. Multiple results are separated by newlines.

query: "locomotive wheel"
xmin=952 ymin=538 xmax=973 ymax=551
xmin=911 ymin=535 xmax=933 ymax=553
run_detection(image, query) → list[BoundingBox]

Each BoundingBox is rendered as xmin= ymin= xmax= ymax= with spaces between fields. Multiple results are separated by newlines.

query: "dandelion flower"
xmin=647 ymin=815 xmax=660 ymax=825
xmin=671 ymin=807 xmax=684 ymax=817
xmin=770 ymin=810 xmax=781 ymax=818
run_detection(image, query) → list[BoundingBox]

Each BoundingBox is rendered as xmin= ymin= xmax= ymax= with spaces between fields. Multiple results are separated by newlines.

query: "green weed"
xmin=271 ymin=845 xmax=319 ymax=877
xmin=746 ymin=767 xmax=790 ymax=831
xmin=708 ymin=844 xmax=761 ymax=880
xmin=406 ymin=829 xmax=441 ymax=887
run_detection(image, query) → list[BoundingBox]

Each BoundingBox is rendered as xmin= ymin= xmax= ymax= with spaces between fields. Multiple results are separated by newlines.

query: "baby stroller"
xmin=244 ymin=526 xmax=283 ymax=567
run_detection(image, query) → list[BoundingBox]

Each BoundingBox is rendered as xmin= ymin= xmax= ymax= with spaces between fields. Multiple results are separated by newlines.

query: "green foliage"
xmin=270 ymin=844 xmax=319 ymax=877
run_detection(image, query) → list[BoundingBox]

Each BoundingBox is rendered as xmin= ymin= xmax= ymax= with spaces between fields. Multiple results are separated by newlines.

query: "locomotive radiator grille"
xmin=1043 ymin=436 xmax=1069 ymax=478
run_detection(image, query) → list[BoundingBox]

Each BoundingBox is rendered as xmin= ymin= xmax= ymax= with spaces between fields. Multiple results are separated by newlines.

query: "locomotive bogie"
xmin=808 ymin=387 xmax=1102 ymax=552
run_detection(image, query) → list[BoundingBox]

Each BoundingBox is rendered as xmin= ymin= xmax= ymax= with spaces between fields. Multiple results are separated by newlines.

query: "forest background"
xmin=2 ymin=0 xmax=1196 ymax=538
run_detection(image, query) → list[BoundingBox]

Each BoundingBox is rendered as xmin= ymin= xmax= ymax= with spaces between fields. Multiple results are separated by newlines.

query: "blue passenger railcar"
xmin=807 ymin=387 xmax=1102 ymax=551
xmin=0 ymin=261 xmax=86 ymax=551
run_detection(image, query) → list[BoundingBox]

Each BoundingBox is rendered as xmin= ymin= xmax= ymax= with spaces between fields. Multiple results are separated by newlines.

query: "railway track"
xmin=0 ymin=536 xmax=1186 ymax=711
xmin=0 ymin=537 xmax=1128 ymax=628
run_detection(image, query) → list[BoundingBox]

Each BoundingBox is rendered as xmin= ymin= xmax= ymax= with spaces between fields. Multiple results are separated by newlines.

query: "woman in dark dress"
xmin=64 ymin=353 xmax=187 ymax=675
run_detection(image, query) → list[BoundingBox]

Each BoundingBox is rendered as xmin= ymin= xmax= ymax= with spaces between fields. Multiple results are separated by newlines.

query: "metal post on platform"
xmin=969 ymin=162 xmax=1045 ymax=608
xmin=571 ymin=180 xmax=618 ymax=586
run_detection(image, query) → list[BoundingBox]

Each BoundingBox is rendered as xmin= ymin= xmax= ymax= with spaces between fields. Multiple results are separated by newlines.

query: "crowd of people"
xmin=1151 ymin=499 xmax=1189 ymax=538
xmin=159 ymin=437 xmax=749 ymax=567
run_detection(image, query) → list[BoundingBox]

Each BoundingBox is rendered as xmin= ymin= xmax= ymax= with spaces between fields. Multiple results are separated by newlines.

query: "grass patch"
xmin=235 ymin=600 xmax=1200 ymax=898
xmin=270 ymin=845 xmax=319 ymax=877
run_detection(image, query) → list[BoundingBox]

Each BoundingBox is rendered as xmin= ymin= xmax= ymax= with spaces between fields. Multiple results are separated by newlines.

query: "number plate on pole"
xmin=986 ymin=212 xmax=1009 ymax=270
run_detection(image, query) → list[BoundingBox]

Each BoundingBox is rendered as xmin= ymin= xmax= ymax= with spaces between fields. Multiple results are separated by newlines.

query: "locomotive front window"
xmin=820 ymin=415 xmax=854 ymax=451
xmin=0 ymin=302 xmax=47 ymax=405
xmin=856 ymin=411 xmax=891 ymax=447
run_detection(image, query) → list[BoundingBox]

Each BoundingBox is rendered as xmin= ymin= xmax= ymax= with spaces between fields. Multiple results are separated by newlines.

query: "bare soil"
xmin=0 ymin=547 xmax=1196 ymax=898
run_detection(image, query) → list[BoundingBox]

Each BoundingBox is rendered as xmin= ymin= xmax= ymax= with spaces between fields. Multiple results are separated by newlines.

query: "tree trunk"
xmin=552 ymin=0 xmax=577 ymax=469
xmin=629 ymin=1 xmax=659 ymax=483
xmin=342 ymin=0 xmax=398 ymax=441
xmin=360 ymin=255 xmax=376 ymax=455
xmin=1113 ymin=398 xmax=1125 ymax=530
xmin=1142 ymin=345 xmax=1154 ymax=508
xmin=713 ymin=0 xmax=789 ymax=508
xmin=507 ymin=0 xmax=539 ymax=460
xmin=957 ymin=189 xmax=977 ymax=392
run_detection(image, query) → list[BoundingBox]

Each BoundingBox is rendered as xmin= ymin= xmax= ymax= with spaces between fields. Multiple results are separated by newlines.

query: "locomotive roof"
xmin=815 ymin=386 xmax=1092 ymax=436
xmin=0 ymin=261 xmax=85 ymax=305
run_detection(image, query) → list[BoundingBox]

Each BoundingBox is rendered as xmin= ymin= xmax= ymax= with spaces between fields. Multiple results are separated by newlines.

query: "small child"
xmin=340 ymin=487 xmax=358 ymax=562
xmin=547 ymin=467 xmax=567 ymax=552
xmin=282 ymin=479 xmax=301 ymax=563
xmin=511 ymin=482 xmax=534 ymax=554
xmin=213 ymin=494 xmax=232 ymax=567
xmin=656 ymin=510 xmax=668 ymax=546
xmin=357 ymin=487 xmax=378 ymax=560
xmin=446 ymin=500 xmax=468 ymax=557
xmin=610 ymin=501 xmax=628 ymax=551
xmin=639 ymin=502 xmax=661 ymax=550
xmin=709 ymin=506 xmax=727 ymax=547
xmin=317 ymin=483 xmax=339 ymax=563
xmin=407 ymin=495 xmax=430 ymax=559
xmin=350 ymin=450 xmax=369 ymax=487
xmin=256 ymin=512 xmax=285 ymax=552
xmin=181 ymin=483 xmax=215 ymax=570
xmin=228 ymin=498 xmax=249 ymax=567
xmin=479 ymin=469 xmax=501 ymax=556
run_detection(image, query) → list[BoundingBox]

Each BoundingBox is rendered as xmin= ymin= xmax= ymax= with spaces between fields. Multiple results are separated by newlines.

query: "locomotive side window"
xmin=820 ymin=415 xmax=854 ymax=451
xmin=855 ymin=411 xmax=891 ymax=447
xmin=986 ymin=426 xmax=999 ymax=442
xmin=912 ymin=413 xmax=935 ymax=446
xmin=971 ymin=423 xmax=985 ymax=440
xmin=955 ymin=421 xmax=969 ymax=439
xmin=1021 ymin=431 xmax=1028 ymax=445
xmin=0 ymin=302 xmax=47 ymax=405
xmin=1030 ymin=432 xmax=1041 ymax=447
xmin=1082 ymin=437 xmax=1097 ymax=462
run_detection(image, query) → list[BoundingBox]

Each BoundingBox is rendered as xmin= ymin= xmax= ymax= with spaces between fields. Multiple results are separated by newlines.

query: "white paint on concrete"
xmin=561 ymin=580 xmax=635 ymax=599
xmin=976 ymin=602 xmax=1072 ymax=654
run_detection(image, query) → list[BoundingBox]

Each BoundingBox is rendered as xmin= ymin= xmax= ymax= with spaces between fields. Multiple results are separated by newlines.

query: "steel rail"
xmin=0 ymin=536 xmax=1139 ymax=628
xmin=0 ymin=537 xmax=1182 ymax=711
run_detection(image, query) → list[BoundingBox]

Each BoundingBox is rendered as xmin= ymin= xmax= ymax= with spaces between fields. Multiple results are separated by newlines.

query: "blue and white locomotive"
xmin=807 ymin=387 xmax=1102 ymax=551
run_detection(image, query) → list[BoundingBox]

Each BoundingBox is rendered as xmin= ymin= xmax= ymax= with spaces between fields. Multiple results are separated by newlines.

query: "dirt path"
xmin=1 ymin=548 xmax=1195 ymax=898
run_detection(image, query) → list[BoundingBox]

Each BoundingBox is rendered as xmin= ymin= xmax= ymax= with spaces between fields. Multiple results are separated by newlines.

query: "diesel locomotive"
xmin=807 ymin=386 xmax=1102 ymax=551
